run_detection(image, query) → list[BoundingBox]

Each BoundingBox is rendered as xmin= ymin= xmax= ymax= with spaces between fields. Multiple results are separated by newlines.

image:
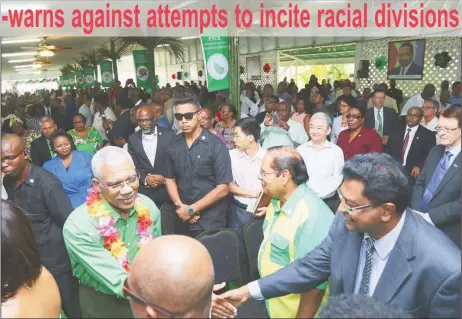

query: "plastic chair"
xmin=243 ymin=217 xmax=264 ymax=281
xmin=196 ymin=228 xmax=243 ymax=285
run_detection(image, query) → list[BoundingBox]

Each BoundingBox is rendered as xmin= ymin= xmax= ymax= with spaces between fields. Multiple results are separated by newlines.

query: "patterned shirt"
xmin=258 ymin=183 xmax=334 ymax=318
xmin=215 ymin=120 xmax=236 ymax=150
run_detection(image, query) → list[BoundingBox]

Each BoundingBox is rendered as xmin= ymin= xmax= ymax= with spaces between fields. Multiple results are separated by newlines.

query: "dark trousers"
xmin=228 ymin=199 xmax=254 ymax=284
xmin=54 ymin=271 xmax=82 ymax=318
xmin=79 ymin=283 xmax=133 ymax=318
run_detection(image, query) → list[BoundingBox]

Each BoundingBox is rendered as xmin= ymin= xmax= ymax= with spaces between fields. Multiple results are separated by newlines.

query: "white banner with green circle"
xmin=133 ymin=50 xmax=150 ymax=92
xmin=75 ymin=70 xmax=84 ymax=87
xmin=83 ymin=66 xmax=96 ymax=89
xmin=201 ymin=36 xmax=229 ymax=92
xmin=100 ymin=60 xmax=114 ymax=87
xmin=68 ymin=72 xmax=76 ymax=87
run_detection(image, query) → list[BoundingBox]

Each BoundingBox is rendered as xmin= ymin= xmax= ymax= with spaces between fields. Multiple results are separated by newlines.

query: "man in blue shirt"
xmin=152 ymin=101 xmax=172 ymax=129
xmin=449 ymin=81 xmax=462 ymax=105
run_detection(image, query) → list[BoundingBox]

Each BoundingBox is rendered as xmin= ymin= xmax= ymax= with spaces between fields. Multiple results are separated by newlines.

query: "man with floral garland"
xmin=63 ymin=146 xmax=161 ymax=318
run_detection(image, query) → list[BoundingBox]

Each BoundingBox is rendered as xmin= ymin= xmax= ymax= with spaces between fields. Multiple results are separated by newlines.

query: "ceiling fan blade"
xmin=20 ymin=47 xmax=39 ymax=50
xmin=52 ymin=46 xmax=73 ymax=50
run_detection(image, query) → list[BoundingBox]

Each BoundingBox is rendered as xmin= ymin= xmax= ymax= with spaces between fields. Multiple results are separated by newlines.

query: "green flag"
xmin=132 ymin=50 xmax=150 ymax=91
xmin=83 ymin=66 xmax=96 ymax=89
xmin=100 ymin=60 xmax=114 ymax=87
xmin=68 ymin=72 xmax=76 ymax=88
xmin=75 ymin=70 xmax=84 ymax=87
xmin=62 ymin=74 xmax=70 ymax=88
xmin=201 ymin=35 xmax=229 ymax=92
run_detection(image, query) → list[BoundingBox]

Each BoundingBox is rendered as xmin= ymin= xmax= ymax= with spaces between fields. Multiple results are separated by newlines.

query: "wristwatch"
xmin=188 ymin=206 xmax=196 ymax=216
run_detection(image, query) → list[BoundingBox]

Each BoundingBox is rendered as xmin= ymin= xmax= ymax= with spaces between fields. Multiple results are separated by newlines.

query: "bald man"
xmin=127 ymin=235 xmax=215 ymax=318
xmin=151 ymin=102 xmax=171 ymax=129
xmin=2 ymin=134 xmax=81 ymax=318
xmin=30 ymin=117 xmax=57 ymax=167
xmin=127 ymin=106 xmax=176 ymax=209
xmin=198 ymin=108 xmax=226 ymax=145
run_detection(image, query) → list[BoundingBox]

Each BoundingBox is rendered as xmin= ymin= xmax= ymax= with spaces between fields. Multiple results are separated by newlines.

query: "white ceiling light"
xmin=8 ymin=58 xmax=36 ymax=63
xmin=180 ymin=36 xmax=198 ymax=40
xmin=32 ymin=63 xmax=42 ymax=69
xmin=14 ymin=64 xmax=36 ymax=69
xmin=2 ymin=51 xmax=38 ymax=58
xmin=2 ymin=38 xmax=41 ymax=44
xmin=39 ymin=50 xmax=54 ymax=57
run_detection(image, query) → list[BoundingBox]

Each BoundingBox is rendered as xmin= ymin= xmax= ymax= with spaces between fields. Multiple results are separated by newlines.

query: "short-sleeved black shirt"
xmin=3 ymin=164 xmax=73 ymax=276
xmin=165 ymin=129 xmax=233 ymax=231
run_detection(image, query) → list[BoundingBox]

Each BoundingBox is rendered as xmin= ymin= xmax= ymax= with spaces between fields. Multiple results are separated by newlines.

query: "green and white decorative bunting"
xmin=83 ymin=66 xmax=96 ymax=88
xmin=132 ymin=50 xmax=150 ymax=91
xmin=201 ymin=34 xmax=229 ymax=92
xmin=68 ymin=72 xmax=76 ymax=87
xmin=100 ymin=60 xmax=114 ymax=87
xmin=75 ymin=70 xmax=84 ymax=87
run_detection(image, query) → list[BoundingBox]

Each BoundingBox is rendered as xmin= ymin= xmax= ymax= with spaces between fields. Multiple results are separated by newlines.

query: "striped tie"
xmin=359 ymin=237 xmax=375 ymax=296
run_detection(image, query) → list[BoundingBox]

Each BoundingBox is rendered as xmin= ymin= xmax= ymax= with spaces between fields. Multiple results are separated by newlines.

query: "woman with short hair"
xmin=67 ymin=114 xmax=104 ymax=155
xmin=42 ymin=131 xmax=93 ymax=209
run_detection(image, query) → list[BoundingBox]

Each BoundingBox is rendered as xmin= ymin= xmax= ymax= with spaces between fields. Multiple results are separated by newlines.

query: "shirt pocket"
xmin=194 ymin=154 xmax=213 ymax=178
xmin=269 ymin=233 xmax=290 ymax=267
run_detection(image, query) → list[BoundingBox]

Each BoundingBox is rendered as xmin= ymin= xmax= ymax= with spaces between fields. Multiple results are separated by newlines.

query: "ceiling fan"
xmin=21 ymin=37 xmax=72 ymax=57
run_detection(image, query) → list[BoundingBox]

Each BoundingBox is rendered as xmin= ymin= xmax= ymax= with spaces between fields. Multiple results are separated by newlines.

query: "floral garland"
xmin=86 ymin=186 xmax=154 ymax=272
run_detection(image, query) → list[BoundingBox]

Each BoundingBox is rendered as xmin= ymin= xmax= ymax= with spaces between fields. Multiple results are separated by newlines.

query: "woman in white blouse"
xmin=297 ymin=112 xmax=344 ymax=212
xmin=330 ymin=95 xmax=356 ymax=144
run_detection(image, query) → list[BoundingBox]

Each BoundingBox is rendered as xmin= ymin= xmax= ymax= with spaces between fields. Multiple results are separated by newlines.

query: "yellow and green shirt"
xmin=63 ymin=194 xmax=161 ymax=298
xmin=258 ymin=183 xmax=334 ymax=318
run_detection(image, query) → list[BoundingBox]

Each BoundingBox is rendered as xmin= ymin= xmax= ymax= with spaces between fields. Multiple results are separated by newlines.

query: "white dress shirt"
xmin=421 ymin=116 xmax=439 ymax=144
xmin=92 ymin=107 xmax=117 ymax=141
xmin=2 ymin=184 xmax=8 ymax=200
xmin=240 ymin=91 xmax=260 ymax=118
xmin=402 ymin=125 xmax=419 ymax=166
xmin=296 ymin=141 xmax=344 ymax=199
xmin=353 ymin=210 xmax=407 ymax=296
xmin=401 ymin=94 xmax=425 ymax=116
xmin=142 ymin=126 xmax=158 ymax=167
xmin=44 ymin=105 xmax=53 ymax=117
xmin=79 ymin=104 xmax=93 ymax=126
xmin=229 ymin=146 xmax=267 ymax=211
xmin=399 ymin=63 xmax=412 ymax=75
xmin=330 ymin=116 xmax=349 ymax=145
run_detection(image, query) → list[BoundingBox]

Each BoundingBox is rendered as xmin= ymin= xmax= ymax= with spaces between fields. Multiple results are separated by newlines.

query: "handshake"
xmin=211 ymin=283 xmax=251 ymax=318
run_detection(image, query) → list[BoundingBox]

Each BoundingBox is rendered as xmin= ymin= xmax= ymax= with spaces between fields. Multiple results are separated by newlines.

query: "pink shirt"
xmin=291 ymin=112 xmax=307 ymax=125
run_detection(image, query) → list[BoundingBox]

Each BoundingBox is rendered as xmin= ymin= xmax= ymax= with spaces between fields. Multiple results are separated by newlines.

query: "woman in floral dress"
xmin=67 ymin=114 xmax=104 ymax=155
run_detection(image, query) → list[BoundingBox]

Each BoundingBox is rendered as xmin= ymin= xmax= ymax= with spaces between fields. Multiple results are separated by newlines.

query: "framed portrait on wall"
xmin=387 ymin=39 xmax=426 ymax=80
xmin=247 ymin=56 xmax=261 ymax=81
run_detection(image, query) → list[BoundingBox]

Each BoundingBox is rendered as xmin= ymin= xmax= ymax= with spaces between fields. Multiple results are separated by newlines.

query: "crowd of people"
xmin=1 ymin=75 xmax=461 ymax=318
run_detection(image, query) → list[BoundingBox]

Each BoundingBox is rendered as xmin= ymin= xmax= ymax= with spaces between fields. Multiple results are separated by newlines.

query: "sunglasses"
xmin=123 ymin=279 xmax=175 ymax=318
xmin=174 ymin=111 xmax=198 ymax=121
xmin=346 ymin=114 xmax=362 ymax=120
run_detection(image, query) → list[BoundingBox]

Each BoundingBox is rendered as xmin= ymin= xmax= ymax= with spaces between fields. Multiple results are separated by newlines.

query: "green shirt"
xmin=68 ymin=127 xmax=104 ymax=156
xmin=63 ymin=193 xmax=162 ymax=298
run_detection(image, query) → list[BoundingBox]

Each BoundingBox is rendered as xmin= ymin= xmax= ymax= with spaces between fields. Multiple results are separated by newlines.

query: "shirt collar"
xmin=446 ymin=143 xmax=461 ymax=158
xmin=238 ymin=146 xmax=266 ymax=161
xmin=142 ymin=126 xmax=157 ymax=139
xmin=305 ymin=140 xmax=333 ymax=149
xmin=405 ymin=125 xmax=419 ymax=133
xmin=272 ymin=184 xmax=307 ymax=218
xmin=365 ymin=210 xmax=407 ymax=260
xmin=135 ymin=99 xmax=143 ymax=106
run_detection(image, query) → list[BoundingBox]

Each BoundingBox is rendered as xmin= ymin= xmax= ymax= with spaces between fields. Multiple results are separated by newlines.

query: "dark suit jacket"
xmin=257 ymin=210 xmax=460 ymax=318
xmin=31 ymin=135 xmax=52 ymax=167
xmin=364 ymin=107 xmax=397 ymax=137
xmin=108 ymin=109 xmax=136 ymax=145
xmin=127 ymin=126 xmax=175 ymax=203
xmin=386 ymin=122 xmax=436 ymax=174
xmin=388 ymin=62 xmax=423 ymax=76
xmin=411 ymin=145 xmax=461 ymax=248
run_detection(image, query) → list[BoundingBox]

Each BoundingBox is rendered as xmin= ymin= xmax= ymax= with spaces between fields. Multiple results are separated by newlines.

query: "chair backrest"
xmin=236 ymin=298 xmax=269 ymax=319
xmin=243 ymin=218 xmax=264 ymax=281
xmin=197 ymin=228 xmax=242 ymax=285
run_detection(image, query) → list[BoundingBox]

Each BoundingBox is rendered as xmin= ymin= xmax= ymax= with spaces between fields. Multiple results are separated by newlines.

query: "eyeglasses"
xmin=137 ymin=117 xmax=154 ymax=124
xmin=123 ymin=279 xmax=175 ymax=318
xmin=436 ymin=126 xmax=460 ymax=133
xmin=346 ymin=115 xmax=362 ymax=120
xmin=337 ymin=189 xmax=376 ymax=214
xmin=174 ymin=111 xmax=198 ymax=121
xmin=1 ymin=149 xmax=24 ymax=163
xmin=101 ymin=173 xmax=139 ymax=191
xmin=259 ymin=169 xmax=280 ymax=178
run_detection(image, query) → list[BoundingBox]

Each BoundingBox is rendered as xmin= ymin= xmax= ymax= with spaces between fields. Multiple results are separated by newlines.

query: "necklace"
xmin=86 ymin=187 xmax=154 ymax=272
